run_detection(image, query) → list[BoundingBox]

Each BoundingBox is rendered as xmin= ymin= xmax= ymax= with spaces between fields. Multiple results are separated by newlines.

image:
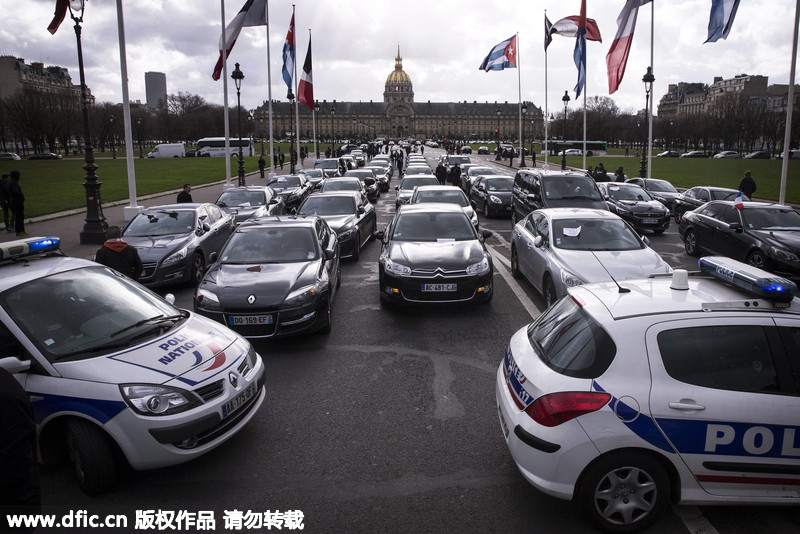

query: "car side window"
xmin=718 ymin=205 xmax=740 ymax=224
xmin=697 ymin=189 xmax=710 ymax=201
xmin=524 ymin=213 xmax=537 ymax=235
xmin=206 ymin=204 xmax=223 ymax=223
xmin=702 ymin=203 xmax=727 ymax=220
xmin=657 ymin=325 xmax=782 ymax=394
xmin=0 ymin=320 xmax=25 ymax=360
xmin=534 ymin=213 xmax=549 ymax=244
xmin=685 ymin=188 xmax=698 ymax=199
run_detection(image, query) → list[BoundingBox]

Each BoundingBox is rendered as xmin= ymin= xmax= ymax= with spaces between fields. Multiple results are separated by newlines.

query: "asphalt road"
xmin=36 ymin=149 xmax=799 ymax=534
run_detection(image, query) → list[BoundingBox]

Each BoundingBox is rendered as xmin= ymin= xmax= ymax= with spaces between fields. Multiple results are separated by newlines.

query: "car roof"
xmin=705 ymin=200 xmax=789 ymax=209
xmin=397 ymin=202 xmax=465 ymax=215
xmin=304 ymin=191 xmax=361 ymax=200
xmin=141 ymin=203 xmax=208 ymax=211
xmin=240 ymin=215 xmax=320 ymax=228
xmin=536 ymin=207 xmax=620 ymax=220
xmin=413 ymin=185 xmax=465 ymax=193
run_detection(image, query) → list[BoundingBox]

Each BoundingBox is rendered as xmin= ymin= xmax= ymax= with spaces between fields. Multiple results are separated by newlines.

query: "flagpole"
xmin=266 ymin=0 xmax=275 ymax=178
xmin=517 ymin=33 xmax=524 ymax=166
xmin=544 ymin=11 xmax=549 ymax=167
xmin=309 ymin=28 xmax=317 ymax=160
xmin=220 ymin=1 xmax=232 ymax=186
xmin=293 ymin=5 xmax=301 ymax=168
xmin=647 ymin=0 xmax=655 ymax=179
xmin=780 ymin=0 xmax=800 ymax=204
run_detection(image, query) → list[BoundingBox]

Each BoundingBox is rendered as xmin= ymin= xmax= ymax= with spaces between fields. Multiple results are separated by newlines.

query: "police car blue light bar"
xmin=0 ymin=237 xmax=61 ymax=261
xmin=699 ymin=256 xmax=797 ymax=302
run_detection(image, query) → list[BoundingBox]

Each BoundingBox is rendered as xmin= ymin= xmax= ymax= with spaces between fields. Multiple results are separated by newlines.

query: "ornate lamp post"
xmin=495 ymin=107 xmax=502 ymax=160
xmin=640 ymin=66 xmax=655 ymax=178
xmin=69 ymin=0 xmax=107 ymax=244
xmin=314 ymin=101 xmax=320 ymax=159
xmin=561 ymin=91 xmax=570 ymax=171
xmin=330 ymin=105 xmax=336 ymax=156
xmin=287 ymin=88 xmax=296 ymax=174
xmin=531 ymin=117 xmax=536 ymax=164
xmin=108 ymin=115 xmax=116 ymax=159
xmin=231 ymin=63 xmax=246 ymax=186
xmin=520 ymin=103 xmax=528 ymax=167
xmin=136 ymin=116 xmax=143 ymax=158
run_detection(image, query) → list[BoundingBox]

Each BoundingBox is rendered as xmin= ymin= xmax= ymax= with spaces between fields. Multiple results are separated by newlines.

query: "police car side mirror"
xmin=642 ymin=236 xmax=651 ymax=247
xmin=164 ymin=294 xmax=176 ymax=305
xmin=729 ymin=222 xmax=743 ymax=233
xmin=533 ymin=235 xmax=544 ymax=248
xmin=0 ymin=357 xmax=31 ymax=374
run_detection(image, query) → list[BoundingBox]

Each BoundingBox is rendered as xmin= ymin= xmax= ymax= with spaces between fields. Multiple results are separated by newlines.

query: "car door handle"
xmin=668 ymin=400 xmax=706 ymax=411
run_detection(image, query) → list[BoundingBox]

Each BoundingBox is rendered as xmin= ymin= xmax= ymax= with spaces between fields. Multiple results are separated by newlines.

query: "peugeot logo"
xmin=228 ymin=372 xmax=238 ymax=388
xmin=247 ymin=294 xmax=256 ymax=305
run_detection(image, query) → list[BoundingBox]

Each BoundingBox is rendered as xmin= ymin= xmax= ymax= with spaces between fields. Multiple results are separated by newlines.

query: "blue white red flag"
xmin=549 ymin=15 xmax=603 ymax=43
xmin=705 ymin=0 xmax=741 ymax=43
xmin=734 ymin=190 xmax=744 ymax=210
xmin=298 ymin=35 xmax=314 ymax=111
xmin=606 ymin=0 xmax=652 ymax=94
xmin=573 ymin=0 xmax=587 ymax=98
xmin=478 ymin=35 xmax=517 ymax=71
xmin=282 ymin=14 xmax=295 ymax=93
xmin=212 ymin=0 xmax=267 ymax=81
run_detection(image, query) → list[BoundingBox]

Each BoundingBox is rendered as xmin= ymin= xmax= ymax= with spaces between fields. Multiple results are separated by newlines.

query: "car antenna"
xmin=590 ymin=250 xmax=631 ymax=294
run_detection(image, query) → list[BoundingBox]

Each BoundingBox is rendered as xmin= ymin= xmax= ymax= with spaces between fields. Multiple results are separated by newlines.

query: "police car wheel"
xmin=66 ymin=419 xmax=117 ymax=495
xmin=577 ymin=451 xmax=670 ymax=534
xmin=683 ymin=230 xmax=700 ymax=257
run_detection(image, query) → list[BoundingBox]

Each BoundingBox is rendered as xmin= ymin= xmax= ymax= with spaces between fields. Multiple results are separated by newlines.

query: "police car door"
xmin=645 ymin=317 xmax=800 ymax=498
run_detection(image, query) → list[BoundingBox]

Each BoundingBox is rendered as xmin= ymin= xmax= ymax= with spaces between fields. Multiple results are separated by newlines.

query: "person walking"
xmin=176 ymin=183 xmax=193 ymax=203
xmin=258 ymin=155 xmax=266 ymax=178
xmin=278 ymin=149 xmax=285 ymax=169
xmin=614 ymin=166 xmax=626 ymax=182
xmin=8 ymin=171 xmax=26 ymax=237
xmin=300 ymin=147 xmax=306 ymax=166
xmin=449 ymin=163 xmax=461 ymax=187
xmin=435 ymin=161 xmax=447 ymax=185
xmin=739 ymin=170 xmax=757 ymax=199
xmin=94 ymin=226 xmax=144 ymax=280
xmin=0 ymin=173 xmax=12 ymax=232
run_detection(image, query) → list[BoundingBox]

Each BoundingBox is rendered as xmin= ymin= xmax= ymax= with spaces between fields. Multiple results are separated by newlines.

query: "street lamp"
xmin=495 ymin=107 xmax=501 ymax=160
xmin=231 ymin=62 xmax=246 ymax=186
xmin=136 ymin=117 xmax=143 ymax=158
xmin=69 ymin=0 xmax=107 ymax=244
xmin=531 ymin=117 xmax=536 ymax=164
xmin=108 ymin=115 xmax=116 ymax=159
xmin=314 ymin=101 xmax=320 ymax=159
xmin=669 ymin=119 xmax=674 ymax=151
xmin=640 ymin=66 xmax=655 ymax=178
xmin=520 ymin=103 xmax=528 ymax=167
xmin=330 ymin=105 xmax=336 ymax=156
xmin=561 ymin=91 xmax=570 ymax=171
xmin=287 ymin=89 xmax=296 ymax=174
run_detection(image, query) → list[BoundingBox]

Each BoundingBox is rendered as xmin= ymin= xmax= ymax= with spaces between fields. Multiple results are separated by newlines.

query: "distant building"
xmin=145 ymin=71 xmax=167 ymax=110
xmin=657 ymin=74 xmax=781 ymax=118
xmin=0 ymin=55 xmax=90 ymax=104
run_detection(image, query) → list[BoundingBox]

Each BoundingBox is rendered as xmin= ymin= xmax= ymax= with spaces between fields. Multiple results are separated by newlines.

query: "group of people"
xmin=585 ymin=163 xmax=627 ymax=183
xmin=1 ymin=171 xmax=26 ymax=236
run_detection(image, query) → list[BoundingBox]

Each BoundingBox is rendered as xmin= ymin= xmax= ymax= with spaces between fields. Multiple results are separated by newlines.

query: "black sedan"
xmin=297 ymin=192 xmax=376 ymax=261
xmin=672 ymin=186 xmax=744 ymax=223
xmin=28 ymin=152 xmax=63 ymax=160
xmin=266 ymin=174 xmax=312 ymax=210
xmin=343 ymin=169 xmax=379 ymax=202
xmin=215 ymin=186 xmax=285 ymax=225
xmin=469 ymin=175 xmax=514 ymax=218
xmin=376 ymin=203 xmax=493 ymax=306
xmin=122 ymin=203 xmax=235 ymax=288
xmin=625 ymin=177 xmax=681 ymax=210
xmin=745 ymin=151 xmax=771 ymax=159
xmin=597 ymin=182 xmax=671 ymax=234
xmin=679 ymin=200 xmax=800 ymax=278
xmin=194 ymin=215 xmax=340 ymax=338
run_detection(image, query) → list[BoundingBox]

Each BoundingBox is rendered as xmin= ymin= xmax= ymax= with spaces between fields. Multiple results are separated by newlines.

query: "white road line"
xmin=673 ymin=506 xmax=720 ymax=534
xmin=488 ymin=244 xmax=540 ymax=321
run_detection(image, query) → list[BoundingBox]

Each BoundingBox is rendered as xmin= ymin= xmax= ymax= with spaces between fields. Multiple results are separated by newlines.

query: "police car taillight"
xmin=0 ymin=237 xmax=61 ymax=261
xmin=698 ymin=256 xmax=797 ymax=303
xmin=524 ymin=391 xmax=611 ymax=427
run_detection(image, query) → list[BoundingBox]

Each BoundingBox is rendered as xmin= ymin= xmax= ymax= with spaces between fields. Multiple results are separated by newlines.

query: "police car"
xmin=0 ymin=237 xmax=266 ymax=494
xmin=496 ymin=256 xmax=800 ymax=533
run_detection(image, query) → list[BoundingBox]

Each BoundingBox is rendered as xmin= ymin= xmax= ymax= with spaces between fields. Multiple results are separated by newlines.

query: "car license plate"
xmin=222 ymin=383 xmax=257 ymax=418
xmin=641 ymin=218 xmax=658 ymax=224
xmin=421 ymin=283 xmax=457 ymax=292
xmin=230 ymin=315 xmax=273 ymax=326
xmin=498 ymin=403 xmax=509 ymax=440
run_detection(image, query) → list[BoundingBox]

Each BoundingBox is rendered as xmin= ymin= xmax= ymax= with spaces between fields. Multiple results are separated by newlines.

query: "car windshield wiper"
xmin=109 ymin=311 xmax=188 ymax=338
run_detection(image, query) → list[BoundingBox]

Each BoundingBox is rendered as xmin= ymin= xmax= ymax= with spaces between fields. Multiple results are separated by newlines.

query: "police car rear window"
xmin=526 ymin=297 xmax=616 ymax=379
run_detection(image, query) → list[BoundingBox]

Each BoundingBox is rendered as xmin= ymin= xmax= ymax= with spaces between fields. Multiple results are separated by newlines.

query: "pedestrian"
xmin=278 ymin=149 xmax=285 ymax=169
xmin=177 ymin=183 xmax=193 ymax=203
xmin=507 ymin=147 xmax=514 ymax=167
xmin=258 ymin=154 xmax=266 ymax=178
xmin=739 ymin=170 xmax=757 ymax=199
xmin=435 ymin=161 xmax=447 ymax=185
xmin=594 ymin=163 xmax=610 ymax=182
xmin=420 ymin=144 xmax=425 ymax=155
xmin=300 ymin=147 xmax=306 ymax=166
xmin=0 ymin=366 xmax=41 ymax=532
xmin=94 ymin=226 xmax=144 ymax=280
xmin=625 ymin=147 xmax=629 ymax=157
xmin=8 ymin=170 xmax=26 ymax=237
xmin=0 ymin=173 xmax=12 ymax=232
xmin=449 ymin=163 xmax=461 ymax=187
xmin=325 ymin=147 xmax=331 ymax=159
xmin=396 ymin=153 xmax=404 ymax=176
xmin=614 ymin=166 xmax=626 ymax=182
xmin=587 ymin=165 xmax=594 ymax=178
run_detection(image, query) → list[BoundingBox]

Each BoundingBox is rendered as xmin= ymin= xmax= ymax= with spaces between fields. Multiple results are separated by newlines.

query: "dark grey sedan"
xmin=297 ymin=192 xmax=376 ymax=261
xmin=215 ymin=186 xmax=285 ymax=225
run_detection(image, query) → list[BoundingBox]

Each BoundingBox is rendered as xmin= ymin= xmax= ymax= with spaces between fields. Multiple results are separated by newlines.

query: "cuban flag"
xmin=282 ymin=14 xmax=295 ymax=93
xmin=479 ymin=35 xmax=517 ymax=72
xmin=573 ymin=0 xmax=587 ymax=98
xmin=211 ymin=0 xmax=267 ymax=81
xmin=606 ymin=0 xmax=652 ymax=94
xmin=705 ymin=0 xmax=741 ymax=43
xmin=734 ymin=190 xmax=744 ymax=210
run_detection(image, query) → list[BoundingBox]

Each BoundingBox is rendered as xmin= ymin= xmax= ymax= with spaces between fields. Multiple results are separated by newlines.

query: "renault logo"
xmin=228 ymin=372 xmax=238 ymax=388
xmin=247 ymin=294 xmax=256 ymax=305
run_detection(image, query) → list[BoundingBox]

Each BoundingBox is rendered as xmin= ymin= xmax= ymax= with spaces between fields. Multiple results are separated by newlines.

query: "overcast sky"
xmin=3 ymin=0 xmax=798 ymax=118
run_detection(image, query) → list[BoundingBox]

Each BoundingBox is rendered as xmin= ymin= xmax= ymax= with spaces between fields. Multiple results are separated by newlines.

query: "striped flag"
xmin=478 ymin=35 xmax=517 ymax=71
xmin=212 ymin=0 xmax=267 ymax=81
xmin=545 ymin=15 xmax=554 ymax=51
xmin=573 ymin=0 xmax=587 ymax=98
xmin=606 ymin=0 xmax=652 ymax=94
xmin=734 ymin=190 xmax=744 ymax=210
xmin=705 ymin=0 xmax=741 ymax=43
xmin=298 ymin=36 xmax=314 ymax=111
xmin=282 ymin=14 xmax=295 ymax=93
xmin=47 ymin=0 xmax=69 ymax=35
xmin=549 ymin=15 xmax=603 ymax=43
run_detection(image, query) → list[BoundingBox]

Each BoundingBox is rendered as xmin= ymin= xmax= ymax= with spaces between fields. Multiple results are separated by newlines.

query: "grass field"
xmin=2 ymin=148 xmax=800 ymax=219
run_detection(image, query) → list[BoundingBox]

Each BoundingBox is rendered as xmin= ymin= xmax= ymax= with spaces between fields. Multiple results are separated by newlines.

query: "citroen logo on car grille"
xmin=247 ymin=295 xmax=256 ymax=305
xmin=229 ymin=372 xmax=238 ymax=388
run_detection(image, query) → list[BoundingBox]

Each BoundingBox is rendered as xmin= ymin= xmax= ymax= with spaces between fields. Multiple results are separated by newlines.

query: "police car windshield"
xmin=125 ymin=211 xmax=196 ymax=237
xmin=552 ymin=219 xmax=644 ymax=251
xmin=1 ymin=267 xmax=178 ymax=363
xmin=741 ymin=207 xmax=800 ymax=231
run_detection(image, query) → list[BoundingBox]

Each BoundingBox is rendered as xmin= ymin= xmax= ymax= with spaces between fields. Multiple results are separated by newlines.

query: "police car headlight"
xmin=384 ymin=258 xmax=411 ymax=277
xmin=489 ymin=195 xmax=502 ymax=204
xmin=120 ymin=384 xmax=202 ymax=416
xmin=466 ymin=257 xmax=490 ymax=275
xmin=773 ymin=247 xmax=799 ymax=263
xmin=195 ymin=288 xmax=222 ymax=310
xmin=560 ymin=268 xmax=584 ymax=288
xmin=284 ymin=284 xmax=318 ymax=307
xmin=163 ymin=246 xmax=188 ymax=266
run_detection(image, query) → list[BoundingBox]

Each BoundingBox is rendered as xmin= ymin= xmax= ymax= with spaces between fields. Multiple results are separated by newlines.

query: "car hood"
xmin=273 ymin=187 xmax=302 ymax=197
xmin=207 ymin=261 xmax=318 ymax=307
xmin=52 ymin=313 xmax=241 ymax=386
xmin=754 ymin=230 xmax=800 ymax=252
xmin=126 ymin=234 xmax=193 ymax=262
xmin=648 ymin=191 xmax=680 ymax=200
xmin=388 ymin=240 xmax=486 ymax=270
xmin=557 ymin=248 xmax=671 ymax=282
xmin=545 ymin=198 xmax=607 ymax=210
xmin=317 ymin=214 xmax=356 ymax=233
xmin=613 ymin=199 xmax=668 ymax=212
xmin=485 ymin=191 xmax=512 ymax=201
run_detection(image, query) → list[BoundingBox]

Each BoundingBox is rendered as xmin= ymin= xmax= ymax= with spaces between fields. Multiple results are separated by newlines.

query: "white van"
xmin=147 ymin=143 xmax=185 ymax=158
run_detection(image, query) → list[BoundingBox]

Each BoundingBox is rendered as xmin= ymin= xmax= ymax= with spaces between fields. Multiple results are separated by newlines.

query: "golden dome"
xmin=386 ymin=45 xmax=412 ymax=86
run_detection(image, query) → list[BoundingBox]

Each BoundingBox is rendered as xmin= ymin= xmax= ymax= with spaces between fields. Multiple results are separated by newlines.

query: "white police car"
xmin=0 ymin=237 xmax=265 ymax=494
xmin=496 ymin=255 xmax=800 ymax=533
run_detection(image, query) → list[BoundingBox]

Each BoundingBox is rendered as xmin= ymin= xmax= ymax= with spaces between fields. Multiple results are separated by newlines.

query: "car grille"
xmin=403 ymin=286 xmax=478 ymax=301
xmin=410 ymin=267 xmax=466 ymax=277
xmin=140 ymin=262 xmax=158 ymax=279
xmin=195 ymin=379 xmax=225 ymax=402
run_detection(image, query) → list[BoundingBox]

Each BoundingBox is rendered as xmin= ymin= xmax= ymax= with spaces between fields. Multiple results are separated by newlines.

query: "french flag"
xmin=211 ymin=0 xmax=267 ymax=81
xmin=606 ymin=0 xmax=652 ymax=94
xmin=298 ymin=36 xmax=314 ymax=111
xmin=734 ymin=191 xmax=744 ymax=210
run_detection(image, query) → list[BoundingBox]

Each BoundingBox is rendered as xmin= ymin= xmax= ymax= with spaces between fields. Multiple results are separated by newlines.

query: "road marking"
xmin=488 ymin=244 xmax=540 ymax=321
xmin=673 ymin=506 xmax=720 ymax=534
